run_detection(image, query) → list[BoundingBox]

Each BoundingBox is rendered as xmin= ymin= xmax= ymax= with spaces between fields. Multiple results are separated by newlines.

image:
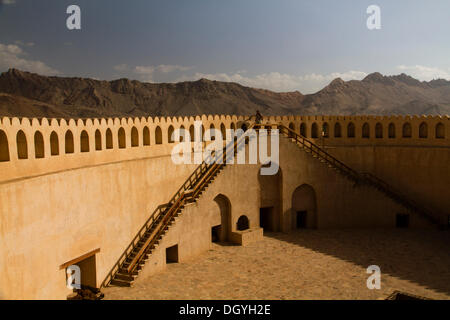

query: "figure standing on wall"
xmin=245 ymin=110 xmax=263 ymax=126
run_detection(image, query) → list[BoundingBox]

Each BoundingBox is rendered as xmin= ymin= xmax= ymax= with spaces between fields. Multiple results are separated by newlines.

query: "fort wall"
xmin=0 ymin=114 xmax=447 ymax=299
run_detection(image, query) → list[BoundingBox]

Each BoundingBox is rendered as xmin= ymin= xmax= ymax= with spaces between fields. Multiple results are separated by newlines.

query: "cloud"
xmin=175 ymin=70 xmax=367 ymax=93
xmin=113 ymin=64 xmax=129 ymax=72
xmin=156 ymin=64 xmax=192 ymax=73
xmin=14 ymin=40 xmax=34 ymax=47
xmin=396 ymin=65 xmax=450 ymax=81
xmin=134 ymin=65 xmax=156 ymax=82
xmin=133 ymin=64 xmax=193 ymax=82
xmin=0 ymin=43 xmax=60 ymax=75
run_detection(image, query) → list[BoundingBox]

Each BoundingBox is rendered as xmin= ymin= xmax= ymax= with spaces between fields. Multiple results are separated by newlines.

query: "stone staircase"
xmin=272 ymin=124 xmax=444 ymax=228
xmin=101 ymin=126 xmax=250 ymax=288
xmin=101 ymin=122 xmax=445 ymax=288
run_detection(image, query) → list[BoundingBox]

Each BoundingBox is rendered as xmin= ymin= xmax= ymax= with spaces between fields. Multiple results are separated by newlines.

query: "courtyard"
xmin=103 ymin=229 xmax=450 ymax=300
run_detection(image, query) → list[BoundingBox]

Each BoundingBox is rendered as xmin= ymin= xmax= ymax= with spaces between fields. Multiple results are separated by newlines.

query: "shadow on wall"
xmin=264 ymin=229 xmax=450 ymax=296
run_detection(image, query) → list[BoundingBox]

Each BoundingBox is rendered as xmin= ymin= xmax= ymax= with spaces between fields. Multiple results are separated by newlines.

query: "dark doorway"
xmin=296 ymin=211 xmax=307 ymax=228
xmin=211 ymin=225 xmax=221 ymax=243
xmin=237 ymin=215 xmax=250 ymax=231
xmin=75 ymin=255 xmax=97 ymax=289
xmin=260 ymin=207 xmax=274 ymax=231
xmin=396 ymin=214 xmax=409 ymax=228
xmin=166 ymin=245 xmax=179 ymax=263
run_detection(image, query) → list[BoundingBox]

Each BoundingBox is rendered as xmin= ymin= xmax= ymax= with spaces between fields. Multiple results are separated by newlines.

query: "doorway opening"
xmin=396 ymin=214 xmax=409 ymax=228
xmin=211 ymin=225 xmax=221 ymax=243
xmin=166 ymin=244 xmax=179 ymax=263
xmin=296 ymin=211 xmax=307 ymax=228
xmin=260 ymin=207 xmax=274 ymax=232
xmin=61 ymin=248 xmax=100 ymax=292
xmin=75 ymin=255 xmax=97 ymax=289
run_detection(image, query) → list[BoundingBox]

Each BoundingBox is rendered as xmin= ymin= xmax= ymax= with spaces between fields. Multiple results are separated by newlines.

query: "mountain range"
xmin=0 ymin=68 xmax=449 ymax=118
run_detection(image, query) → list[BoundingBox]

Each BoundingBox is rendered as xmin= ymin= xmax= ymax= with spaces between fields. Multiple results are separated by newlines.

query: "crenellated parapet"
xmin=0 ymin=114 xmax=247 ymax=182
xmin=271 ymin=114 xmax=449 ymax=146
xmin=0 ymin=114 xmax=448 ymax=183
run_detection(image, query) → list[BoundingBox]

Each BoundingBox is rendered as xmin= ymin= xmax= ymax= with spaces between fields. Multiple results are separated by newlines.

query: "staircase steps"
xmin=276 ymin=124 xmax=443 ymax=228
xmin=102 ymin=127 xmax=250 ymax=288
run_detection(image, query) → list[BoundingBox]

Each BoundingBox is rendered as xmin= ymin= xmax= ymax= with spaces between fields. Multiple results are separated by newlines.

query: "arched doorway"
xmin=212 ymin=194 xmax=232 ymax=242
xmin=291 ymin=184 xmax=317 ymax=229
xmin=258 ymin=164 xmax=282 ymax=232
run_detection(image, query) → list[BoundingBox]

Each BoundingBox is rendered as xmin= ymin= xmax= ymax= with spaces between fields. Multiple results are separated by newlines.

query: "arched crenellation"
xmin=299 ymin=123 xmax=307 ymax=137
xmin=64 ymin=130 xmax=74 ymax=154
xmin=403 ymin=122 xmax=412 ymax=138
xmin=106 ymin=128 xmax=113 ymax=149
xmin=347 ymin=122 xmax=355 ymax=138
xmin=419 ymin=122 xmax=428 ymax=139
xmin=155 ymin=126 xmax=163 ymax=144
xmin=16 ymin=130 xmax=28 ymax=159
xmin=131 ymin=127 xmax=139 ymax=147
xmin=334 ymin=122 xmax=341 ymax=138
xmin=95 ymin=129 xmax=102 ymax=151
xmin=118 ymin=127 xmax=126 ymax=149
xmin=0 ymin=129 xmax=10 ymax=161
xmin=80 ymin=130 xmax=89 ymax=153
xmin=388 ymin=123 xmax=396 ymax=138
xmin=50 ymin=131 xmax=59 ymax=155
xmin=143 ymin=127 xmax=150 ymax=146
xmin=0 ymin=115 xmax=448 ymax=176
xmin=375 ymin=123 xmax=383 ymax=139
xmin=311 ymin=123 xmax=318 ymax=138
xmin=362 ymin=122 xmax=370 ymax=138
xmin=34 ymin=131 xmax=45 ymax=158
xmin=436 ymin=122 xmax=445 ymax=139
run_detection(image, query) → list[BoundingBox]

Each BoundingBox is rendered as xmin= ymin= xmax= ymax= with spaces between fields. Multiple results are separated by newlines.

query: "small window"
xmin=166 ymin=245 xmax=178 ymax=263
xmin=237 ymin=215 xmax=250 ymax=231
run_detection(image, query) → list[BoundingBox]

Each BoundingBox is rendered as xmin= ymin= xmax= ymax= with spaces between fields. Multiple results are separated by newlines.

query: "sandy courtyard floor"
xmin=103 ymin=229 xmax=450 ymax=300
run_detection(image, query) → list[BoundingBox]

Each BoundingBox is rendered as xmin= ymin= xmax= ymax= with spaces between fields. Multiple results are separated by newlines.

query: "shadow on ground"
xmin=264 ymin=228 xmax=450 ymax=296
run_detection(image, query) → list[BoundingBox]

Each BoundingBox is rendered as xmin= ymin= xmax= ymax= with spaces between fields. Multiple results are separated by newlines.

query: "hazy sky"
xmin=1 ymin=0 xmax=449 ymax=93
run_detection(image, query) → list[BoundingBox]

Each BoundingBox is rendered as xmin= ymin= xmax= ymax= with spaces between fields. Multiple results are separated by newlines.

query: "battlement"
xmin=0 ymin=114 xmax=448 ymax=183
